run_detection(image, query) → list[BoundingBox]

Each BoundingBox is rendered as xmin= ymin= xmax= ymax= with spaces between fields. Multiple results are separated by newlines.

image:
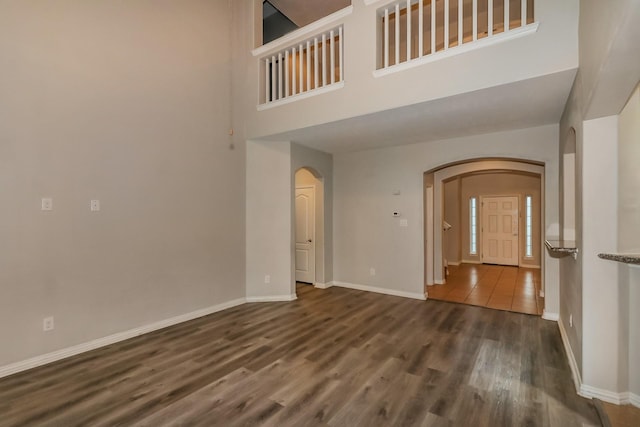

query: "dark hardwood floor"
xmin=0 ymin=284 xmax=600 ymax=426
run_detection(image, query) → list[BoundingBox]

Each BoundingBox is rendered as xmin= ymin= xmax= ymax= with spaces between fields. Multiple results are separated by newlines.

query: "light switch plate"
xmin=90 ymin=200 xmax=100 ymax=212
xmin=41 ymin=198 xmax=53 ymax=211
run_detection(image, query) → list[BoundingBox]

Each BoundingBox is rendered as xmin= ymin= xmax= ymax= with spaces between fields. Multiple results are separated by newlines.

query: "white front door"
xmin=295 ymin=186 xmax=316 ymax=283
xmin=481 ymin=196 xmax=519 ymax=266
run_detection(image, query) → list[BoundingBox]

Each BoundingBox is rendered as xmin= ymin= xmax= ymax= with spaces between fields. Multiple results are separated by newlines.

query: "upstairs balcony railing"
xmin=258 ymin=25 xmax=344 ymax=109
xmin=378 ymin=0 xmax=535 ymax=72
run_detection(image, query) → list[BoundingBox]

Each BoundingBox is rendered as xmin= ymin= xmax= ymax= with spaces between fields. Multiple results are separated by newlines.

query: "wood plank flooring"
xmin=0 ymin=284 xmax=600 ymax=426
xmin=428 ymin=264 xmax=544 ymax=315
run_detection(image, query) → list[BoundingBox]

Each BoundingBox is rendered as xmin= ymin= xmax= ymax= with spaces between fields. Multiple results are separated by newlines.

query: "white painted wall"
xmin=581 ymin=116 xmax=621 ymax=394
xmin=239 ymin=0 xmax=579 ymax=140
xmin=617 ymin=84 xmax=640 ymax=253
xmin=246 ymin=141 xmax=294 ymax=300
xmin=292 ymin=143 xmax=334 ymax=284
xmin=333 ymin=124 xmax=559 ymax=311
xmin=0 ymin=0 xmax=244 ymax=368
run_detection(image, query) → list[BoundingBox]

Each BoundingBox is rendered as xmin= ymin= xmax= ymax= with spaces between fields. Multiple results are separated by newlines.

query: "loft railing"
xmin=378 ymin=0 xmax=535 ymax=70
xmin=260 ymin=25 xmax=344 ymax=107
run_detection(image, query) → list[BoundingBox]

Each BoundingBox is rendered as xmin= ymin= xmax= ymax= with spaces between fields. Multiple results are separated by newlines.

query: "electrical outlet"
xmin=264 ymin=275 xmax=271 ymax=284
xmin=41 ymin=198 xmax=53 ymax=211
xmin=370 ymin=268 xmax=376 ymax=276
xmin=43 ymin=316 xmax=54 ymax=332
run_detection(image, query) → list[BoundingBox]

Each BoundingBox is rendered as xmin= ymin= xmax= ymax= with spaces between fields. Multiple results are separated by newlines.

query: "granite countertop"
xmin=597 ymin=253 xmax=640 ymax=265
xmin=545 ymin=239 xmax=578 ymax=254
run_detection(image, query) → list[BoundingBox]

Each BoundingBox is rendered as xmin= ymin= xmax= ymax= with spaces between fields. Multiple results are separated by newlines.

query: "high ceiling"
xmin=267 ymin=0 xmax=351 ymax=27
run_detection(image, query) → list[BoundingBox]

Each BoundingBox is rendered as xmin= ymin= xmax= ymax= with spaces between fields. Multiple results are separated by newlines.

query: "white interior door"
xmin=295 ymin=186 xmax=315 ymax=283
xmin=481 ymin=196 xmax=519 ymax=266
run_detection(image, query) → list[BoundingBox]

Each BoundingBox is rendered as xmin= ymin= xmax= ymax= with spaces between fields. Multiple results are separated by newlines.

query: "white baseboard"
xmin=557 ymin=318 xmax=640 ymax=408
xmin=539 ymin=290 xmax=545 ymax=298
xmin=542 ymin=311 xmax=559 ymax=321
xmin=329 ymin=281 xmax=426 ymax=301
xmin=434 ymin=279 xmax=446 ymax=285
xmin=461 ymin=259 xmax=482 ymax=264
xmin=246 ymin=294 xmax=297 ymax=302
xmin=447 ymin=261 xmax=461 ymax=266
xmin=314 ymin=282 xmax=333 ymax=289
xmin=558 ymin=317 xmax=583 ymax=394
xmin=0 ymin=298 xmax=247 ymax=380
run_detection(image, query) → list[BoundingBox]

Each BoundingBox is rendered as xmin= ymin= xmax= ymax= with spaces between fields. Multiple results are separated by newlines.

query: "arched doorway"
xmin=424 ymin=158 xmax=545 ymax=314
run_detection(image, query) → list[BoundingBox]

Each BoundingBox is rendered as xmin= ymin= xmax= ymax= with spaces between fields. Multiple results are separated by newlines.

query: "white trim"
xmin=0 ymin=298 xmax=246 ymax=380
xmin=461 ymin=259 xmax=482 ymax=264
xmin=373 ymin=23 xmax=539 ymax=78
xmin=257 ymin=82 xmax=345 ymax=111
xmin=519 ymin=264 xmax=541 ymax=269
xmin=579 ymin=386 xmax=635 ymax=406
xmin=329 ymin=281 xmax=426 ymax=300
xmin=246 ymin=294 xmax=298 ymax=303
xmin=539 ymin=290 xmax=545 ymax=297
xmin=363 ymin=0 xmax=390 ymax=6
xmin=558 ymin=317 xmax=582 ymax=393
xmin=252 ymin=6 xmax=353 ymax=57
xmin=447 ymin=261 xmax=461 ymax=266
xmin=434 ymin=279 xmax=446 ymax=285
xmin=630 ymin=393 xmax=640 ymax=408
xmin=542 ymin=311 xmax=559 ymax=321
xmin=314 ymin=282 xmax=333 ymax=289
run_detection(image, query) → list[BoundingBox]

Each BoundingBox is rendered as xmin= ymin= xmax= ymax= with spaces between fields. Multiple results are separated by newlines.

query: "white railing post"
xmin=339 ymin=26 xmax=344 ymax=82
xmin=444 ymin=0 xmax=449 ymax=50
xmin=473 ymin=0 xmax=478 ymax=41
xmin=384 ymin=8 xmax=390 ymax=67
xmin=271 ymin=56 xmax=276 ymax=101
xmin=322 ymin=33 xmax=327 ymax=87
xmin=395 ymin=3 xmax=400 ymax=65
xmin=292 ymin=47 xmax=297 ymax=95
xmin=505 ymin=0 xmax=510 ymax=32
xmin=488 ymin=0 xmax=493 ymax=36
xmin=285 ymin=51 xmax=289 ymax=97
xmin=265 ymin=57 xmax=270 ymax=102
xmin=298 ymin=44 xmax=303 ymax=92
xmin=521 ymin=0 xmax=527 ymax=26
xmin=431 ymin=0 xmax=436 ymax=54
xmin=314 ymin=38 xmax=319 ymax=89
xmin=306 ymin=41 xmax=311 ymax=92
xmin=278 ymin=53 xmax=283 ymax=100
xmin=330 ymin=30 xmax=335 ymax=84
xmin=418 ymin=0 xmax=424 ymax=58
xmin=458 ymin=0 xmax=463 ymax=46
xmin=407 ymin=0 xmax=412 ymax=61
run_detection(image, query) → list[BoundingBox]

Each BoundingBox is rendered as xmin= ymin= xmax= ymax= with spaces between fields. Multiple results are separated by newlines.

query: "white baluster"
xmin=278 ymin=53 xmax=283 ymax=100
xmin=407 ymin=0 xmax=412 ymax=61
xmin=271 ymin=56 xmax=276 ymax=102
xmin=384 ymin=8 xmax=390 ymax=67
xmin=330 ymin=30 xmax=335 ymax=84
xmin=292 ymin=47 xmax=297 ymax=95
xmin=339 ymin=26 xmax=344 ymax=82
xmin=314 ymin=38 xmax=319 ymax=89
xmin=299 ymin=44 xmax=303 ymax=92
xmin=505 ymin=0 xmax=510 ymax=32
xmin=419 ymin=0 xmax=424 ymax=57
xmin=521 ymin=0 xmax=527 ymax=26
xmin=431 ymin=0 xmax=436 ymax=54
xmin=458 ymin=0 xmax=463 ymax=46
xmin=473 ymin=0 xmax=478 ymax=41
xmin=488 ymin=0 xmax=493 ymax=36
xmin=285 ymin=50 xmax=289 ymax=97
xmin=265 ymin=57 xmax=270 ymax=102
xmin=395 ymin=3 xmax=400 ymax=65
xmin=322 ymin=33 xmax=327 ymax=87
xmin=306 ymin=41 xmax=311 ymax=92
xmin=444 ymin=0 xmax=449 ymax=50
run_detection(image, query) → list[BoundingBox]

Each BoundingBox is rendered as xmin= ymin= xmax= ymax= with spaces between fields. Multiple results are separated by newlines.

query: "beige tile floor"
xmin=427 ymin=263 xmax=544 ymax=315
